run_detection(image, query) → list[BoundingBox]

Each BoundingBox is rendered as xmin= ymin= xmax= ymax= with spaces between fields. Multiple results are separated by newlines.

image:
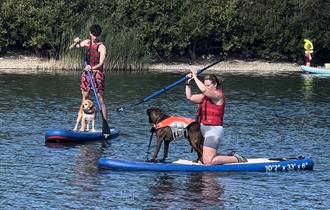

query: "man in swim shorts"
xmin=69 ymin=24 xmax=108 ymax=121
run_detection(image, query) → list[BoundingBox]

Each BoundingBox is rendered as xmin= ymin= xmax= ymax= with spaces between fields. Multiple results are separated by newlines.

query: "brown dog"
xmin=73 ymin=99 xmax=96 ymax=132
xmin=147 ymin=108 xmax=203 ymax=163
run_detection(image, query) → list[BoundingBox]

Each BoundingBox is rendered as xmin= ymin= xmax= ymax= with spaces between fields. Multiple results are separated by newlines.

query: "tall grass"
xmin=58 ymin=22 xmax=149 ymax=71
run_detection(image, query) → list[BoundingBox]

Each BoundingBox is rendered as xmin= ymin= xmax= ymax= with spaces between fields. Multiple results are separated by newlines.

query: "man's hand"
xmin=85 ymin=64 xmax=92 ymax=71
xmin=74 ymin=37 xmax=80 ymax=43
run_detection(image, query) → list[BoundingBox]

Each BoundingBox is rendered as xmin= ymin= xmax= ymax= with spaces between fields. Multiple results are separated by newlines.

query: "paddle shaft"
xmin=85 ymin=61 xmax=111 ymax=136
xmin=117 ymin=59 xmax=222 ymax=111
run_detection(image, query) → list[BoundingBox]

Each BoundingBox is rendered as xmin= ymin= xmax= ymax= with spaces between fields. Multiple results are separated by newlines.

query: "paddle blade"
xmin=116 ymin=107 xmax=124 ymax=112
xmin=102 ymin=116 xmax=111 ymax=137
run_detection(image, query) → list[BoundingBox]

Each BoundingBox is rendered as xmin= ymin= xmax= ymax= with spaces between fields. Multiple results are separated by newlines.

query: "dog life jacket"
xmin=155 ymin=116 xmax=195 ymax=140
xmin=197 ymin=92 xmax=225 ymax=126
xmin=85 ymin=41 xmax=103 ymax=71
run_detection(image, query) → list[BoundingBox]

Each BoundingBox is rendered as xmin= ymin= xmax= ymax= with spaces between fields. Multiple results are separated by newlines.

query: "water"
xmin=0 ymin=71 xmax=329 ymax=209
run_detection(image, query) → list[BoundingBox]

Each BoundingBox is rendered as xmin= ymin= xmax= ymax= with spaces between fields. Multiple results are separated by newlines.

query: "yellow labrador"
xmin=73 ymin=99 xmax=96 ymax=131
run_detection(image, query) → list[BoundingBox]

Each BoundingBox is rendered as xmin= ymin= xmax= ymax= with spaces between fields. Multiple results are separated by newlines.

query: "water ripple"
xmin=0 ymin=72 xmax=329 ymax=209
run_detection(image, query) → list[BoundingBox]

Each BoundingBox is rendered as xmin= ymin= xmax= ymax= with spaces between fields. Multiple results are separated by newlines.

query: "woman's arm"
xmin=185 ymin=76 xmax=204 ymax=103
xmin=190 ymin=69 xmax=223 ymax=104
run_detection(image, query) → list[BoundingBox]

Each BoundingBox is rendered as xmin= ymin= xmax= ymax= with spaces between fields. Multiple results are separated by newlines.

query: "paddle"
xmin=117 ymin=59 xmax=223 ymax=112
xmin=84 ymin=61 xmax=111 ymax=137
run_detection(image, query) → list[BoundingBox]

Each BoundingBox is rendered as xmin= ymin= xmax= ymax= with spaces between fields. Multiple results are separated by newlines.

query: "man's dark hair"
xmin=90 ymin=24 xmax=102 ymax=36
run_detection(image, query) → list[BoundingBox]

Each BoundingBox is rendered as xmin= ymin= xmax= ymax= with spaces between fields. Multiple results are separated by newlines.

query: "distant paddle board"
xmin=45 ymin=127 xmax=119 ymax=143
xmin=301 ymin=65 xmax=330 ymax=75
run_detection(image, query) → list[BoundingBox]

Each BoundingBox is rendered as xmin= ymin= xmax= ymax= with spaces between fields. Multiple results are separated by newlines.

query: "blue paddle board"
xmin=98 ymin=156 xmax=314 ymax=172
xmin=301 ymin=65 xmax=330 ymax=74
xmin=45 ymin=127 xmax=119 ymax=142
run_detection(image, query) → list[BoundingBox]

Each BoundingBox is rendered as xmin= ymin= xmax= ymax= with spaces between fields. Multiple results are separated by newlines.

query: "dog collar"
xmin=83 ymin=108 xmax=95 ymax=114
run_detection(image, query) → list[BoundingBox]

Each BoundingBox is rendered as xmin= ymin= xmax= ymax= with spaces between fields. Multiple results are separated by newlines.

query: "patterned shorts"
xmin=80 ymin=70 xmax=105 ymax=94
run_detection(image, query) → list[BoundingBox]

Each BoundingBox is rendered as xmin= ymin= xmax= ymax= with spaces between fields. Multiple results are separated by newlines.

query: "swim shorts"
xmin=200 ymin=124 xmax=224 ymax=149
xmin=80 ymin=70 xmax=105 ymax=94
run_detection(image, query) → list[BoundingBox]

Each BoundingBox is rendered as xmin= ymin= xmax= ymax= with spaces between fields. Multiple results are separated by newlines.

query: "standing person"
xmin=69 ymin=24 xmax=108 ymax=123
xmin=185 ymin=69 xmax=246 ymax=165
xmin=305 ymin=45 xmax=312 ymax=67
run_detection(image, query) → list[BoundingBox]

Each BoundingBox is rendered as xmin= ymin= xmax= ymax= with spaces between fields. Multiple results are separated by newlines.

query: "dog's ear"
xmin=147 ymin=108 xmax=160 ymax=115
xmin=155 ymin=108 xmax=162 ymax=116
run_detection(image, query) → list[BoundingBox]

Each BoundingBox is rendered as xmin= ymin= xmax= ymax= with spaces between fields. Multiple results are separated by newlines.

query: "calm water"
xmin=0 ymin=70 xmax=329 ymax=209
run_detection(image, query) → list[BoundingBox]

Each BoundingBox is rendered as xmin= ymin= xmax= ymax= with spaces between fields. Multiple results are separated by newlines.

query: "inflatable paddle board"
xmin=301 ymin=65 xmax=330 ymax=74
xmin=45 ymin=127 xmax=119 ymax=143
xmin=98 ymin=156 xmax=314 ymax=172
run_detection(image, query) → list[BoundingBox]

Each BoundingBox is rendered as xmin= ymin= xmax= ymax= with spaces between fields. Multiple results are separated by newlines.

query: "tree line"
xmin=1 ymin=0 xmax=329 ymax=69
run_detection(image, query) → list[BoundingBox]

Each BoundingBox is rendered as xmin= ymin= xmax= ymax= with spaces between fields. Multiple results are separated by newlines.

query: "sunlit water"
xmin=0 ymin=71 xmax=329 ymax=209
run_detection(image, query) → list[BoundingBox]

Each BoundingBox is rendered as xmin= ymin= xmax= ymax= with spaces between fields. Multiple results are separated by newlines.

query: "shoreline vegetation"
xmin=0 ymin=51 xmax=301 ymax=75
xmin=1 ymin=1 xmax=328 ymax=76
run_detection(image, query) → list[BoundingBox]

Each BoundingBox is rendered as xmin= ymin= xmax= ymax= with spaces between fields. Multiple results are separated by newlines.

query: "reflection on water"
xmin=185 ymin=173 xmax=225 ymax=207
xmin=70 ymin=144 xmax=103 ymax=204
xmin=1 ymin=71 xmax=329 ymax=209
xmin=147 ymin=172 xmax=225 ymax=209
xmin=302 ymin=74 xmax=314 ymax=96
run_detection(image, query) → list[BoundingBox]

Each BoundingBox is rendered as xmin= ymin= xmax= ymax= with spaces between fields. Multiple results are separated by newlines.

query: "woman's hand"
xmin=190 ymin=69 xmax=198 ymax=79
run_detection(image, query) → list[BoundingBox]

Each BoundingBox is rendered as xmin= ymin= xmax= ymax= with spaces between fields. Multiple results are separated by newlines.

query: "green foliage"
xmin=1 ymin=0 xmax=329 ymax=66
xmin=234 ymin=0 xmax=330 ymax=63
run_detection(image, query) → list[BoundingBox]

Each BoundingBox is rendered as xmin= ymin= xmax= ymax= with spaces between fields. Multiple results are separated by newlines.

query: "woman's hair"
xmin=90 ymin=24 xmax=102 ymax=36
xmin=203 ymin=74 xmax=222 ymax=88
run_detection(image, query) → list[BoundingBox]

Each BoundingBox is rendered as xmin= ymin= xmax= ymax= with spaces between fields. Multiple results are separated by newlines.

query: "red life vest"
xmin=197 ymin=91 xmax=225 ymax=126
xmin=86 ymin=41 xmax=103 ymax=70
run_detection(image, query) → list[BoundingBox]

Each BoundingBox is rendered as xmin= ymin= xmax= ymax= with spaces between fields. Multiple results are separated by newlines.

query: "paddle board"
xmin=301 ymin=65 xmax=330 ymax=74
xmin=98 ymin=156 xmax=314 ymax=172
xmin=45 ymin=127 xmax=119 ymax=142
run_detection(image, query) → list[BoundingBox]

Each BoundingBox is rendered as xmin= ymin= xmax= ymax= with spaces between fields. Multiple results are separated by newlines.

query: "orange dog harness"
xmin=155 ymin=116 xmax=195 ymax=129
xmin=155 ymin=116 xmax=195 ymax=140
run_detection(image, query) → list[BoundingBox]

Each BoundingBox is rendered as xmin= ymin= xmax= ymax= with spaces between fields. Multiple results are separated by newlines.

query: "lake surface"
xmin=0 ymin=70 xmax=329 ymax=209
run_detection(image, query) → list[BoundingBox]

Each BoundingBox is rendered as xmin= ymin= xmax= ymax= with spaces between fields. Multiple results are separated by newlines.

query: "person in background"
xmin=185 ymin=69 xmax=247 ymax=165
xmin=69 ymin=24 xmax=108 ymax=122
xmin=305 ymin=45 xmax=312 ymax=67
